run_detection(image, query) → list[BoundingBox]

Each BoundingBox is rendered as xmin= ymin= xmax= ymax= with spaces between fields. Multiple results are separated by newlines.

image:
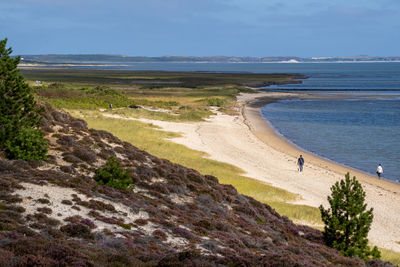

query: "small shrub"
xmin=64 ymin=215 xmax=83 ymax=223
xmin=37 ymin=198 xmax=50 ymax=204
xmin=29 ymin=212 xmax=60 ymax=226
xmin=93 ymin=157 xmax=133 ymax=190
xmin=80 ymin=218 xmax=97 ymax=229
xmin=61 ymin=199 xmax=73 ymax=205
xmin=134 ymin=218 xmax=147 ymax=226
xmin=5 ymin=127 xmax=48 ymax=161
xmin=153 ymin=229 xmax=167 ymax=241
xmin=60 ymin=165 xmax=74 ymax=174
xmin=194 ymin=219 xmax=214 ymax=230
xmin=119 ymin=223 xmax=131 ymax=230
xmin=62 ymin=153 xmax=82 ymax=164
xmin=172 ymin=227 xmax=197 ymax=240
xmin=60 ymin=223 xmax=93 ymax=239
xmin=57 ymin=135 xmax=77 ymax=146
xmin=76 ymin=199 xmax=116 ymax=213
xmin=73 ymin=148 xmax=97 ymax=163
xmin=37 ymin=207 xmax=52 ymax=214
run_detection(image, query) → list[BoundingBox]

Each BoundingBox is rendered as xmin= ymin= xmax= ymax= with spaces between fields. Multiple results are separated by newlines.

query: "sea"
xmin=74 ymin=62 xmax=400 ymax=181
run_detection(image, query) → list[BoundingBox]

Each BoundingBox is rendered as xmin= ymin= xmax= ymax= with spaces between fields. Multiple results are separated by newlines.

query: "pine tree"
xmin=319 ymin=172 xmax=380 ymax=261
xmin=0 ymin=38 xmax=47 ymax=160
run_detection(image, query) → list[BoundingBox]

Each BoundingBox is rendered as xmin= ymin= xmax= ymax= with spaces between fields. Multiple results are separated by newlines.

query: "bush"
xmin=5 ymin=127 xmax=48 ymax=161
xmin=319 ymin=173 xmax=381 ymax=261
xmin=93 ymin=157 xmax=133 ymax=190
xmin=60 ymin=223 xmax=93 ymax=239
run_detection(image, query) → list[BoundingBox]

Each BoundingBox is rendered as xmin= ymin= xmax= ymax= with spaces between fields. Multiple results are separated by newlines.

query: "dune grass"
xmin=109 ymin=107 xmax=213 ymax=122
xmin=379 ymin=248 xmax=400 ymax=265
xmin=70 ymin=110 xmax=323 ymax=224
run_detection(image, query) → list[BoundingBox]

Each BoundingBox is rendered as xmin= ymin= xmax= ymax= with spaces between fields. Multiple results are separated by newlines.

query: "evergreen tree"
xmin=319 ymin=172 xmax=380 ymax=261
xmin=0 ymin=38 xmax=47 ymax=160
xmin=94 ymin=157 xmax=133 ymax=190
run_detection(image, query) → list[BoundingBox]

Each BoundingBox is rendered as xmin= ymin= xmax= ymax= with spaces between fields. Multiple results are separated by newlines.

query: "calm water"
xmin=261 ymin=99 xmax=400 ymax=181
xmin=78 ymin=62 xmax=400 ymax=181
xmin=257 ymin=64 xmax=400 ymax=181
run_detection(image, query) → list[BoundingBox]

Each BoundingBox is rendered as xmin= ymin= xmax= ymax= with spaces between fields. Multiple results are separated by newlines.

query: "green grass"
xmin=71 ymin=110 xmax=323 ymax=224
xmin=380 ymin=247 xmax=400 ymax=265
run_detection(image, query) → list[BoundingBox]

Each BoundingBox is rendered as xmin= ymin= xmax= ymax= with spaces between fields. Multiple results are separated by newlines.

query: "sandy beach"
xmin=105 ymin=91 xmax=400 ymax=252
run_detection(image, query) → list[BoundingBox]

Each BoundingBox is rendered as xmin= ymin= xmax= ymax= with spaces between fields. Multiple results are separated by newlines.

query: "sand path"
xmin=103 ymin=92 xmax=400 ymax=252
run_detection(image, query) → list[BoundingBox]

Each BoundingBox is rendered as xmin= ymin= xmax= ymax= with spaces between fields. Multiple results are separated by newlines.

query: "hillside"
xmin=0 ymin=104 xmax=393 ymax=266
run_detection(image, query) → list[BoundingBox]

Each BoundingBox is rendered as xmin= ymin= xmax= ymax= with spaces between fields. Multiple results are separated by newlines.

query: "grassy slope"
xmin=71 ymin=110 xmax=322 ymax=224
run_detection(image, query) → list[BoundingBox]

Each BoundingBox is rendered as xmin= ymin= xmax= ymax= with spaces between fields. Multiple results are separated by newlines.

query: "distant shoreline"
xmin=19 ymin=61 xmax=400 ymax=67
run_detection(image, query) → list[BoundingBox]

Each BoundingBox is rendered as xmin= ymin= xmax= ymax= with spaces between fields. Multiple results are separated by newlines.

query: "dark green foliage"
xmin=319 ymin=173 xmax=381 ymax=261
xmin=0 ymin=38 xmax=47 ymax=160
xmin=93 ymin=157 xmax=133 ymax=190
xmin=4 ymin=127 xmax=47 ymax=160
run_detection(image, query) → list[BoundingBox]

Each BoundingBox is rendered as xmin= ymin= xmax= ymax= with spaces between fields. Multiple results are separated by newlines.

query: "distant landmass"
xmin=19 ymin=54 xmax=400 ymax=64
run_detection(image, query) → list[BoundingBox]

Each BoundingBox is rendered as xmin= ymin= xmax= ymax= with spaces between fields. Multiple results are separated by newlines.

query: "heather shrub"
xmin=93 ymin=157 xmax=133 ymax=190
xmin=194 ymin=219 xmax=214 ymax=230
xmin=60 ymin=165 xmax=74 ymax=173
xmin=134 ymin=218 xmax=148 ymax=226
xmin=61 ymin=199 xmax=73 ymax=205
xmin=60 ymin=223 xmax=93 ymax=239
xmin=173 ymin=227 xmax=197 ymax=240
xmin=37 ymin=198 xmax=50 ymax=204
xmin=153 ymin=229 xmax=167 ymax=241
xmin=37 ymin=207 xmax=52 ymax=214
xmin=73 ymin=148 xmax=96 ymax=163
xmin=62 ymin=153 xmax=82 ymax=164
xmin=56 ymin=135 xmax=77 ymax=146
xmin=80 ymin=218 xmax=97 ymax=229
xmin=76 ymin=199 xmax=116 ymax=213
xmin=64 ymin=215 xmax=82 ymax=223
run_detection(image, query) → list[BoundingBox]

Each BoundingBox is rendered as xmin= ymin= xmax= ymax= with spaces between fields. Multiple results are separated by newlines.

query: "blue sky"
xmin=1 ymin=0 xmax=399 ymax=56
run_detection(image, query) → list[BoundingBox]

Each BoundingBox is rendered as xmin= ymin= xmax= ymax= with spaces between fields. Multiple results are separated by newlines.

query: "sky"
xmin=1 ymin=0 xmax=400 ymax=57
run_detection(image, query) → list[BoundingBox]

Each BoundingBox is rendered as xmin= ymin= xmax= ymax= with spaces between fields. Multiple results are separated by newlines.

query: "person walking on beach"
xmin=376 ymin=164 xmax=383 ymax=178
xmin=297 ymin=155 xmax=304 ymax=172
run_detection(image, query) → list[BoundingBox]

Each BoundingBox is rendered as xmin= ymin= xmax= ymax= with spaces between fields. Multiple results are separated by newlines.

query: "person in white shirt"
xmin=376 ymin=164 xmax=383 ymax=178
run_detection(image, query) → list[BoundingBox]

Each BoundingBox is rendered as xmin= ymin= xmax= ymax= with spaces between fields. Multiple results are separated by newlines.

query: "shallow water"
xmin=261 ymin=97 xmax=400 ymax=181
